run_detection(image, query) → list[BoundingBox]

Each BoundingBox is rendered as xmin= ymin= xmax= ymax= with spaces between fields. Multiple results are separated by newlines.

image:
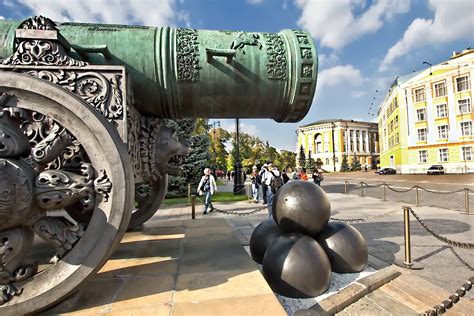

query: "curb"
xmin=295 ymin=265 xmax=402 ymax=316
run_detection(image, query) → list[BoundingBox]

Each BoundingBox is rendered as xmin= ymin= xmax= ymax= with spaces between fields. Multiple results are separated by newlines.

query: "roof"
xmin=299 ymin=119 xmax=377 ymax=128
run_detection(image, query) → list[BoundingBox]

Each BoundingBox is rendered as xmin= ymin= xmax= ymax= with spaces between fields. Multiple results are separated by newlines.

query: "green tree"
xmin=209 ymin=127 xmax=231 ymax=171
xmin=340 ymin=155 xmax=350 ymax=172
xmin=351 ymin=153 xmax=362 ymax=171
xmin=298 ymin=145 xmax=306 ymax=168
xmin=279 ymin=150 xmax=297 ymax=171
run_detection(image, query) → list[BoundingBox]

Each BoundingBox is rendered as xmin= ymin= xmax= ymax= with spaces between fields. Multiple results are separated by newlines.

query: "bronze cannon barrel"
xmin=0 ymin=20 xmax=317 ymax=122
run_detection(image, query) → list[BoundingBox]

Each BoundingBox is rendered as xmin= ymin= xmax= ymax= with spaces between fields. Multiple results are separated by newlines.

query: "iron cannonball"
xmin=315 ymin=221 xmax=368 ymax=273
xmin=262 ymin=233 xmax=331 ymax=298
xmin=250 ymin=219 xmax=285 ymax=264
xmin=271 ymin=181 xmax=330 ymax=235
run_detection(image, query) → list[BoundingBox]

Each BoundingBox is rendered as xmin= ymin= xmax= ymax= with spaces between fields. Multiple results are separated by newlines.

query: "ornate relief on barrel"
xmin=263 ymin=33 xmax=287 ymax=80
xmin=176 ymin=28 xmax=201 ymax=82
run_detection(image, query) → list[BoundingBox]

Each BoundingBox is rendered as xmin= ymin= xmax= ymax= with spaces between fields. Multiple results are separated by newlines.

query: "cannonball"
xmin=262 ymin=233 xmax=331 ymax=298
xmin=272 ymin=181 xmax=330 ymax=235
xmin=249 ymin=220 xmax=285 ymax=264
xmin=315 ymin=221 xmax=368 ymax=273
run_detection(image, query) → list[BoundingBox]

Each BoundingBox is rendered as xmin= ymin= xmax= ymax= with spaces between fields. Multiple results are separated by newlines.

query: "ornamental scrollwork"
xmin=21 ymin=70 xmax=124 ymax=120
xmin=263 ymin=33 xmax=287 ymax=80
xmin=2 ymin=40 xmax=88 ymax=67
xmin=176 ymin=28 xmax=201 ymax=82
xmin=18 ymin=15 xmax=57 ymax=31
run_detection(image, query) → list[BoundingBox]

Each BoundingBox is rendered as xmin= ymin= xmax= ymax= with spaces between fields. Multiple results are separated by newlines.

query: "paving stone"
xmin=172 ymin=293 xmax=286 ymax=316
xmin=104 ymin=304 xmax=171 ymax=316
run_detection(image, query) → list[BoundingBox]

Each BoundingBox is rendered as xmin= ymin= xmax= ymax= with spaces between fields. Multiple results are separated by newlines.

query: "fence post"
xmin=383 ymin=183 xmax=387 ymax=201
xmin=191 ymin=195 xmax=196 ymax=220
xmin=344 ymin=181 xmax=348 ymax=195
xmin=395 ymin=207 xmax=423 ymax=270
xmin=360 ymin=182 xmax=364 ymax=197
xmin=465 ymin=188 xmax=470 ymax=215
xmin=415 ymin=186 xmax=419 ymax=207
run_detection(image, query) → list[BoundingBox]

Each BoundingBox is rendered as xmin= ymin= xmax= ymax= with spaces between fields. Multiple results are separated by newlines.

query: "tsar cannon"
xmin=0 ymin=16 xmax=317 ymax=314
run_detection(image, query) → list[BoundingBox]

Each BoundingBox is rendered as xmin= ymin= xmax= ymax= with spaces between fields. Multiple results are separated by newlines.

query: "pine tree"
xmin=351 ymin=153 xmax=362 ymax=171
xmin=340 ymin=155 xmax=350 ymax=172
xmin=164 ymin=119 xmax=210 ymax=197
xmin=305 ymin=150 xmax=316 ymax=172
xmin=298 ymin=145 xmax=306 ymax=168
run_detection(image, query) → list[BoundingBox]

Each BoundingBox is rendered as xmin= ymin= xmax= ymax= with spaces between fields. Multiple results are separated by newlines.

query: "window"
xmin=325 ymin=158 xmax=330 ymax=165
xmin=436 ymin=104 xmax=448 ymax=118
xmin=437 ymin=125 xmax=448 ymax=139
xmin=458 ymin=99 xmax=471 ymax=114
xmin=418 ymin=150 xmax=428 ymax=163
xmin=362 ymin=131 xmax=366 ymax=152
xmin=456 ymin=75 xmax=470 ymax=92
xmin=416 ymin=108 xmax=426 ymax=121
xmin=414 ymin=87 xmax=425 ymax=102
xmin=356 ymin=130 xmax=360 ymax=152
xmin=462 ymin=146 xmax=473 ymax=161
xmin=433 ymin=81 xmax=447 ymax=98
xmin=395 ymin=133 xmax=399 ymax=144
xmin=439 ymin=148 xmax=448 ymax=162
xmin=417 ymin=128 xmax=427 ymax=141
xmin=395 ymin=115 xmax=399 ymax=128
xmin=460 ymin=121 xmax=472 ymax=136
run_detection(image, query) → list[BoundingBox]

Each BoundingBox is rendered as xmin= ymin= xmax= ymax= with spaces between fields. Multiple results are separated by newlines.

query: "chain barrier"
xmin=345 ymin=181 xmax=473 ymax=195
xmin=329 ymin=208 xmax=400 ymax=223
xmin=417 ymin=186 xmax=471 ymax=194
xmin=423 ymin=276 xmax=473 ymax=316
xmin=195 ymin=196 xmax=267 ymax=216
xmin=408 ymin=207 xmax=474 ymax=250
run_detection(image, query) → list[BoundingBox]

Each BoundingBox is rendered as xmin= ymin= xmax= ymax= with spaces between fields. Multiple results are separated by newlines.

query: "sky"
xmin=1 ymin=0 xmax=473 ymax=151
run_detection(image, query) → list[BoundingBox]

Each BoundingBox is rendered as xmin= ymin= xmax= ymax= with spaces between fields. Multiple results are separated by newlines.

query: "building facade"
xmin=378 ymin=48 xmax=474 ymax=174
xmin=296 ymin=119 xmax=379 ymax=172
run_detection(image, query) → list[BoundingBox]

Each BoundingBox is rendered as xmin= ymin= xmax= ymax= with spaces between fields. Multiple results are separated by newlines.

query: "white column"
xmin=365 ymin=130 xmax=369 ymax=153
xmin=359 ymin=131 xmax=363 ymax=152
xmin=353 ymin=130 xmax=357 ymax=154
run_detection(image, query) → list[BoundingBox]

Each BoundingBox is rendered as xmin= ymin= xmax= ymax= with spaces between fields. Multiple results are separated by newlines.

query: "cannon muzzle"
xmin=0 ymin=18 xmax=317 ymax=122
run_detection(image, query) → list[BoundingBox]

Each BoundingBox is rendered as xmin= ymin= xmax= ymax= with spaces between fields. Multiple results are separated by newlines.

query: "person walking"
xmin=250 ymin=166 xmax=260 ymax=203
xmin=259 ymin=163 xmax=268 ymax=204
xmin=197 ymin=168 xmax=217 ymax=215
xmin=263 ymin=163 xmax=281 ymax=219
xmin=312 ymin=169 xmax=324 ymax=186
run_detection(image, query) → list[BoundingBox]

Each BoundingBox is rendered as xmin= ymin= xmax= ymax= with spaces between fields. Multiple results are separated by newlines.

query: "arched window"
xmin=314 ymin=133 xmax=323 ymax=153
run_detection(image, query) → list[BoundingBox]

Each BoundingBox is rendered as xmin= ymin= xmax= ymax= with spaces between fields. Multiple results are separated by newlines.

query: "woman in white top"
xmin=197 ymin=168 xmax=217 ymax=214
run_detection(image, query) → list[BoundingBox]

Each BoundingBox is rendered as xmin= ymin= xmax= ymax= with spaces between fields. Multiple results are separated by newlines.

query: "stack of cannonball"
xmin=250 ymin=181 xmax=368 ymax=298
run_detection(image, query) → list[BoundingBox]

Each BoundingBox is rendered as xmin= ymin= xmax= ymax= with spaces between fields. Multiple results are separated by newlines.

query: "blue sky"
xmin=1 ymin=0 xmax=473 ymax=151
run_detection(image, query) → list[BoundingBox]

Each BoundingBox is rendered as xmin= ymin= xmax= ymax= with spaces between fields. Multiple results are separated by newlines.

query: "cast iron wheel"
xmin=0 ymin=72 xmax=133 ymax=315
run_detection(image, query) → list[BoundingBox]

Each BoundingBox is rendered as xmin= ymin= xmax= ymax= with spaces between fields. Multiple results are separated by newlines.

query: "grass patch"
xmin=163 ymin=191 xmax=248 ymax=206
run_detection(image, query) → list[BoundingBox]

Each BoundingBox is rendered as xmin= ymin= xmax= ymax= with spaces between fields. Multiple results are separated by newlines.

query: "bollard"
xmin=247 ymin=183 xmax=252 ymax=202
xmin=465 ymin=188 xmax=470 ymax=215
xmin=383 ymin=183 xmax=387 ymax=201
xmin=415 ymin=186 xmax=419 ymax=207
xmin=394 ymin=207 xmax=423 ymax=270
xmin=191 ymin=195 xmax=196 ymax=220
xmin=360 ymin=182 xmax=364 ymax=197
xmin=344 ymin=181 xmax=348 ymax=195
xmin=188 ymin=183 xmax=191 ymax=203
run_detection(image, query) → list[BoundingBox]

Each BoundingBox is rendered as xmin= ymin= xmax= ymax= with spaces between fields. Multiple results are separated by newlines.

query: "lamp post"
xmin=233 ymin=118 xmax=245 ymax=195
xmin=331 ymin=122 xmax=336 ymax=172
xmin=423 ymin=61 xmax=432 ymax=75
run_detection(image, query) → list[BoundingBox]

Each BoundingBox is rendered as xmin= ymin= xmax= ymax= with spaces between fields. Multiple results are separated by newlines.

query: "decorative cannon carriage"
xmin=0 ymin=16 xmax=317 ymax=314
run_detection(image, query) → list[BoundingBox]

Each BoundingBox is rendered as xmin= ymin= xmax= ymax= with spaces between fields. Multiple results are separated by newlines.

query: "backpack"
xmin=270 ymin=171 xmax=284 ymax=193
xmin=256 ymin=174 xmax=262 ymax=185
xmin=200 ymin=177 xmax=210 ymax=192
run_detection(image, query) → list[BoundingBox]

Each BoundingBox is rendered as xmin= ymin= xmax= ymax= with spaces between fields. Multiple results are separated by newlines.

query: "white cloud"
xmin=351 ymin=90 xmax=367 ymax=98
xmin=0 ymin=16 xmax=4 ymax=20
xmin=295 ymin=0 xmax=410 ymax=50
xmin=318 ymin=53 xmax=340 ymax=68
xmin=380 ymin=0 xmax=474 ymax=71
xmin=18 ymin=0 xmax=185 ymax=26
xmin=247 ymin=0 xmax=264 ymax=4
xmin=222 ymin=121 xmax=260 ymax=137
xmin=318 ymin=64 xmax=366 ymax=88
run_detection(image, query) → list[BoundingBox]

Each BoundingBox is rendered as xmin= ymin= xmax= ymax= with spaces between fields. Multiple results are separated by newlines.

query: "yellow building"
xmin=296 ymin=119 xmax=379 ymax=172
xmin=378 ymin=48 xmax=474 ymax=174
